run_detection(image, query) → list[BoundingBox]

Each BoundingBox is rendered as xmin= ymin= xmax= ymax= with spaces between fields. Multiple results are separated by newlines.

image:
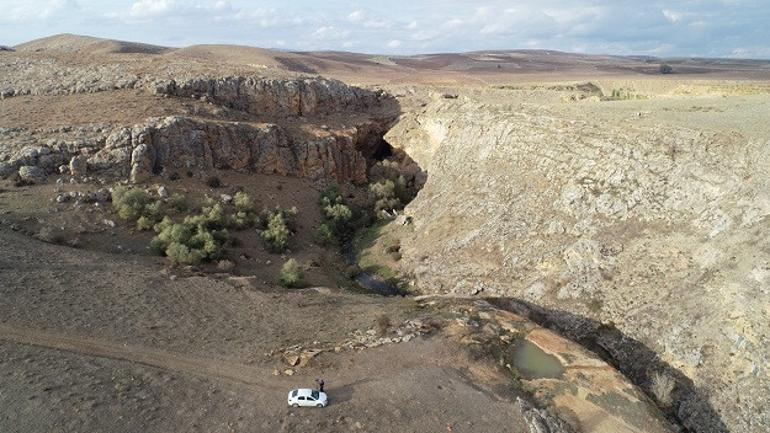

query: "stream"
xmin=343 ymin=242 xmax=402 ymax=296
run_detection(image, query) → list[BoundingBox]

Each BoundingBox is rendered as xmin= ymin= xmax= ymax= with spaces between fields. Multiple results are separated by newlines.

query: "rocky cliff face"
xmin=153 ymin=76 xmax=383 ymax=117
xmin=386 ymin=94 xmax=770 ymax=433
xmin=1 ymin=73 xmax=392 ymax=184
xmin=96 ymin=116 xmax=372 ymax=184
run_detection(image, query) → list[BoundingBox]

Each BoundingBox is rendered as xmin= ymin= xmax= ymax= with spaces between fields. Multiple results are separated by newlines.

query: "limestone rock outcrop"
xmin=93 ymin=116 xmax=374 ymax=184
xmin=152 ymin=76 xmax=384 ymax=117
xmin=386 ymin=95 xmax=770 ymax=433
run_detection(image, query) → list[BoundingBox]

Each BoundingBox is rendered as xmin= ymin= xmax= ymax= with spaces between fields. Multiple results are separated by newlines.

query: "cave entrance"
xmin=369 ymin=136 xmax=393 ymax=161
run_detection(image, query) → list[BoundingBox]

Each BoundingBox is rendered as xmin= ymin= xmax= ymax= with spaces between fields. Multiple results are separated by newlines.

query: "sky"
xmin=1 ymin=0 xmax=770 ymax=58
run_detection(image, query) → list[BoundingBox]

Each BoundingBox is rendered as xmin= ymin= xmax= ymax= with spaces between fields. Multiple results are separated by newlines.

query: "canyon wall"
xmin=386 ymin=94 xmax=770 ymax=433
xmin=1 ymin=75 xmax=392 ymax=184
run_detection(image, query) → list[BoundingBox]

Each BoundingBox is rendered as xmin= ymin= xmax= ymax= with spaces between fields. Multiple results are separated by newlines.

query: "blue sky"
xmin=1 ymin=0 xmax=769 ymax=58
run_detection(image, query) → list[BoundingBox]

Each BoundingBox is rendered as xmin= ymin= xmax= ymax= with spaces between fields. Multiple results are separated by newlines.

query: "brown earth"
xmin=3 ymin=32 xmax=769 ymax=433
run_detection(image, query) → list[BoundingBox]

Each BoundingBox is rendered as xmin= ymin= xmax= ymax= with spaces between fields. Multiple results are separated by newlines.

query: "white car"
xmin=287 ymin=388 xmax=329 ymax=408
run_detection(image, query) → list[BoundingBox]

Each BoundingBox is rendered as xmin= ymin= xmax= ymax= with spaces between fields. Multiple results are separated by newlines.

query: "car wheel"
xmin=292 ymin=403 xmax=299 ymax=408
xmin=317 ymin=403 xmax=323 ymax=408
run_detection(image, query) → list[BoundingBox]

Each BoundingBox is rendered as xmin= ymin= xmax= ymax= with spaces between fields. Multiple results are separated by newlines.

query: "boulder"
xmin=0 ymin=162 xmax=17 ymax=179
xmin=394 ymin=214 xmax=412 ymax=226
xmin=17 ymin=165 xmax=47 ymax=183
xmin=69 ymin=155 xmax=88 ymax=177
xmin=130 ymin=143 xmax=152 ymax=183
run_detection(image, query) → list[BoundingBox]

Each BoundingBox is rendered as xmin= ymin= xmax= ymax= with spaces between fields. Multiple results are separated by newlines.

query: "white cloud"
xmin=3 ymin=0 xmax=770 ymax=58
xmin=129 ymin=0 xmax=176 ymax=18
xmin=345 ymin=9 xmax=390 ymax=28
xmin=348 ymin=10 xmax=365 ymax=22
xmin=2 ymin=0 xmax=79 ymax=22
xmin=662 ymin=9 xmax=682 ymax=23
xmin=312 ymin=26 xmax=350 ymax=40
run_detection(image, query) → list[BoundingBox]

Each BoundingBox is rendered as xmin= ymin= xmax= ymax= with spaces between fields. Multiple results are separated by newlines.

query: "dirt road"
xmin=0 ymin=324 xmax=285 ymax=389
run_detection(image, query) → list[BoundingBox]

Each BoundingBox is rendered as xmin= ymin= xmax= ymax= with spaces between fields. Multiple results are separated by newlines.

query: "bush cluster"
xmin=112 ymin=186 xmax=187 ymax=232
xmin=150 ymin=217 xmax=229 ymax=265
xmin=148 ymin=200 xmax=234 ymax=265
xmin=314 ymin=184 xmax=354 ymax=246
xmin=279 ymin=258 xmax=304 ymax=287
xmin=146 ymin=190 xmax=285 ymax=265
xmin=367 ymin=159 xmax=417 ymax=219
xmin=259 ymin=207 xmax=297 ymax=253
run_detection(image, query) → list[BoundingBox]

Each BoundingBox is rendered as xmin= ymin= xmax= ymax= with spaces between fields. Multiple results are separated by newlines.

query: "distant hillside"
xmin=11 ymin=33 xmax=770 ymax=83
xmin=14 ymin=33 xmax=171 ymax=55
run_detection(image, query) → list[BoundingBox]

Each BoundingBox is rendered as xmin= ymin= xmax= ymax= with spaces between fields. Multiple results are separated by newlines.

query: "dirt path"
xmin=0 ymin=324 xmax=286 ymax=390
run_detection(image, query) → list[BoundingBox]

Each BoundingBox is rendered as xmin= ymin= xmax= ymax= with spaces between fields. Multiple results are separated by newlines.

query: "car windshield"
xmin=291 ymin=390 xmax=297 ymax=397
xmin=311 ymin=391 xmax=320 ymax=399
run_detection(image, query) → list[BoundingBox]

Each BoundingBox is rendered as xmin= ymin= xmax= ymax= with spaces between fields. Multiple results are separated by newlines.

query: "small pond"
xmin=512 ymin=340 xmax=565 ymax=380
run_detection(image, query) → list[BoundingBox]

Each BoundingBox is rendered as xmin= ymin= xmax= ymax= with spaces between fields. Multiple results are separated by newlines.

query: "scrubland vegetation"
xmin=112 ymin=187 xmax=297 ymax=265
xmin=368 ymin=159 xmax=416 ymax=219
xmin=279 ymin=258 xmax=304 ymax=287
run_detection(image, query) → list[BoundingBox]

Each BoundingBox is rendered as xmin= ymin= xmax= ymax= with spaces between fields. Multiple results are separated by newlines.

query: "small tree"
xmin=369 ymin=179 xmax=401 ymax=218
xmin=261 ymin=212 xmax=291 ymax=252
xmin=314 ymin=223 xmax=337 ymax=246
xmin=279 ymin=258 xmax=304 ymax=287
xmin=112 ymin=187 xmax=153 ymax=221
xmin=659 ymin=64 xmax=673 ymax=74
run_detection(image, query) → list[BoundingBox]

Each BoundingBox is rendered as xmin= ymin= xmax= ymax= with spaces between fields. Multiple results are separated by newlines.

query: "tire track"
xmin=0 ymin=324 xmax=286 ymax=390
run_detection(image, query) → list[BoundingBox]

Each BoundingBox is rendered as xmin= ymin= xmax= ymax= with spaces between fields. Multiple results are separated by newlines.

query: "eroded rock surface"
xmin=96 ymin=116 xmax=373 ymax=183
xmin=153 ymin=76 xmax=383 ymax=117
xmin=387 ymin=92 xmax=770 ymax=433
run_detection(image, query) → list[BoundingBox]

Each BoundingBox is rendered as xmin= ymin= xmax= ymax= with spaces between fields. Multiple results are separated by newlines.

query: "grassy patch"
xmin=353 ymin=222 xmax=404 ymax=281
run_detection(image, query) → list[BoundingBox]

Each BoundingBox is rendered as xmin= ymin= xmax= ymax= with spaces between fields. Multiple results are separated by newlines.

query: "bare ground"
xmin=0 ymin=225 xmax=529 ymax=433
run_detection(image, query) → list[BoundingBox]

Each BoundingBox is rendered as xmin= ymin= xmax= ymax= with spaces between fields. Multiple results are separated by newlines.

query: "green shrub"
xmin=136 ymin=216 xmax=155 ymax=231
xmin=233 ymin=191 xmax=256 ymax=213
xmin=369 ymin=160 xmax=400 ymax=181
xmin=365 ymin=158 xmax=419 ymax=219
xmin=261 ymin=211 xmax=291 ymax=252
xmin=166 ymin=193 xmax=187 ymax=212
xmin=323 ymin=201 xmax=353 ymax=224
xmin=112 ymin=187 xmax=154 ymax=221
xmin=229 ymin=192 xmax=258 ymax=229
xmin=320 ymin=183 xmax=342 ymax=203
xmin=279 ymin=258 xmax=304 ymax=287
xmin=184 ymin=202 xmax=229 ymax=230
xmin=314 ymin=222 xmax=337 ymax=246
xmin=165 ymin=242 xmax=204 ymax=266
xmin=315 ymin=184 xmax=356 ymax=246
xmin=112 ymin=186 xmax=185 ymax=229
xmin=369 ymin=179 xmax=402 ymax=218
xmin=150 ymin=207 xmax=230 ymax=265
xmin=394 ymin=175 xmax=414 ymax=203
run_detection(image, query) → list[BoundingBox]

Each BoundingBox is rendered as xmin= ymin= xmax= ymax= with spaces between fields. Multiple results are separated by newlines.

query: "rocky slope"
xmin=386 ymin=90 xmax=770 ymax=433
xmin=1 ymin=50 xmax=393 ymax=185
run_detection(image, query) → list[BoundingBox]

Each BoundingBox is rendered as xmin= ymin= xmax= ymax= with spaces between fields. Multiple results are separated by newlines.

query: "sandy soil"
xmin=0 ymin=225 xmax=530 ymax=433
